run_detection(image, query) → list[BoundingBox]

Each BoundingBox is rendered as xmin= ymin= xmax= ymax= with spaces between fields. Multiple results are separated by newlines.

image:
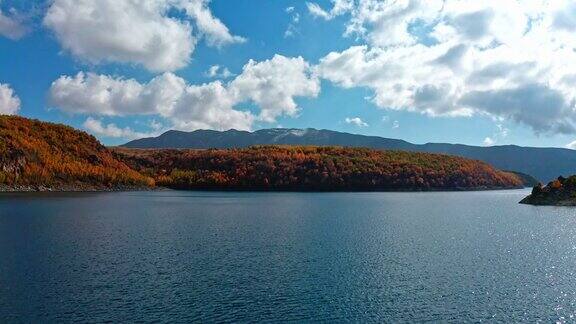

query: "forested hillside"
xmin=123 ymin=128 xmax=573 ymax=181
xmin=114 ymin=146 xmax=524 ymax=191
xmin=0 ymin=116 xmax=153 ymax=191
xmin=0 ymin=116 xmax=527 ymax=192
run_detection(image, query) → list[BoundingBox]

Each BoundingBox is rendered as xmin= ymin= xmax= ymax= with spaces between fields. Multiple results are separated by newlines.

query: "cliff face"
xmin=0 ymin=116 xmax=154 ymax=191
xmin=114 ymin=146 xmax=524 ymax=191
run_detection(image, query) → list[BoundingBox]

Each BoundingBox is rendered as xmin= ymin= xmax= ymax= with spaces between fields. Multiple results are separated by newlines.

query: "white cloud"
xmin=206 ymin=65 xmax=233 ymax=79
xmin=170 ymin=80 xmax=255 ymax=131
xmin=392 ymin=120 xmax=399 ymax=129
xmin=315 ymin=0 xmax=576 ymax=135
xmin=497 ymin=124 xmax=509 ymax=138
xmin=317 ymin=45 xmax=474 ymax=117
xmin=307 ymin=3 xmax=331 ymax=20
xmin=49 ymin=72 xmax=184 ymax=117
xmin=307 ymin=0 xmax=353 ymax=20
xmin=43 ymin=0 xmax=244 ymax=72
xmin=481 ymin=123 xmax=510 ymax=146
xmin=83 ymin=117 xmax=158 ymax=140
xmin=49 ymin=72 xmax=254 ymax=131
xmin=285 ymin=8 xmax=300 ymax=38
xmin=0 ymin=83 xmax=20 ymax=115
xmin=230 ymin=55 xmax=320 ymax=123
xmin=0 ymin=4 xmax=28 ymax=40
xmin=346 ymin=0 xmax=442 ymax=47
xmin=177 ymin=0 xmax=246 ymax=47
xmin=148 ymin=119 xmax=164 ymax=131
xmin=483 ymin=137 xmax=495 ymax=146
xmin=345 ymin=117 xmax=368 ymax=127
xmin=49 ymin=55 xmax=319 ymax=135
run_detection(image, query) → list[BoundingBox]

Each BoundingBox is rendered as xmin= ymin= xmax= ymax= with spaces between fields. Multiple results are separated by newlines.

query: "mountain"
xmin=124 ymin=128 xmax=414 ymax=150
xmin=0 ymin=116 xmax=153 ymax=191
xmin=114 ymin=146 xmax=524 ymax=191
xmin=123 ymin=128 xmax=576 ymax=182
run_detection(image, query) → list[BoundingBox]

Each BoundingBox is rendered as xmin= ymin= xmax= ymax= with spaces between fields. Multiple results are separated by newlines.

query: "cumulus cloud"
xmin=43 ymin=0 xmax=244 ymax=72
xmin=83 ymin=117 xmax=159 ymax=140
xmin=460 ymin=84 xmax=576 ymax=134
xmin=315 ymin=0 xmax=576 ymax=135
xmin=230 ymin=55 xmax=320 ymax=123
xmin=49 ymin=72 xmax=253 ymax=131
xmin=0 ymin=4 xmax=28 ymax=40
xmin=0 ymin=83 xmax=20 ymax=115
xmin=317 ymin=45 xmax=473 ymax=117
xmin=345 ymin=117 xmax=368 ymax=127
xmin=49 ymin=55 xmax=319 ymax=135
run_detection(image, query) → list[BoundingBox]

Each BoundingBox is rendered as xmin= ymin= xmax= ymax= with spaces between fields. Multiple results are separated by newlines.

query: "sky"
xmin=1 ymin=0 xmax=576 ymax=148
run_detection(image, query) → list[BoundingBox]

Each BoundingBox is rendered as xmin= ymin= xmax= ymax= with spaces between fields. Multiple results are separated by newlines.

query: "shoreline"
xmin=0 ymin=185 xmax=527 ymax=194
xmin=519 ymin=196 xmax=576 ymax=206
xmin=0 ymin=185 xmax=160 ymax=193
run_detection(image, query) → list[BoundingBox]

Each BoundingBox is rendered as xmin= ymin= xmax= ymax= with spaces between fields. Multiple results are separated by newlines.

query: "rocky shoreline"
xmin=520 ymin=176 xmax=576 ymax=206
xmin=519 ymin=192 xmax=576 ymax=206
xmin=520 ymin=196 xmax=576 ymax=206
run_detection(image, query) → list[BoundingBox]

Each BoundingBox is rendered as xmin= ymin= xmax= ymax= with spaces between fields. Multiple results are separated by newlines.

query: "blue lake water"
xmin=1 ymin=189 xmax=576 ymax=322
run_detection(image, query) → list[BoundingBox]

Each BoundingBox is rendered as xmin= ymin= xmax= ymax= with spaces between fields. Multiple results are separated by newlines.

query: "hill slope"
xmin=114 ymin=146 xmax=524 ymax=191
xmin=0 ymin=116 xmax=153 ymax=191
xmin=123 ymin=128 xmax=576 ymax=182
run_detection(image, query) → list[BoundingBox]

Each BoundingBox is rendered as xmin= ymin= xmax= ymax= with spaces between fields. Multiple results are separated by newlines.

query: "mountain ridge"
xmin=123 ymin=128 xmax=576 ymax=182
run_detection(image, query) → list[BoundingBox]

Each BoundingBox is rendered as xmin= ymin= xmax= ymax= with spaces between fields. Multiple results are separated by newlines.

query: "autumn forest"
xmin=114 ymin=146 xmax=524 ymax=191
xmin=0 ymin=116 xmax=526 ymax=192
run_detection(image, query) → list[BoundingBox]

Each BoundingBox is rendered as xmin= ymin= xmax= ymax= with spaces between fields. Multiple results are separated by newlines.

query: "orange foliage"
xmin=115 ymin=146 xmax=523 ymax=191
xmin=550 ymin=179 xmax=563 ymax=190
xmin=0 ymin=116 xmax=153 ymax=189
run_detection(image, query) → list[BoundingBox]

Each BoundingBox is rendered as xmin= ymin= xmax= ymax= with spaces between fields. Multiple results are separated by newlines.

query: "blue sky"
xmin=1 ymin=0 xmax=576 ymax=148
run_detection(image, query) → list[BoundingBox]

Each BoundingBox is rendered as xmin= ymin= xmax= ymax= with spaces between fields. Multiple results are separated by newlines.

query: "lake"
xmin=1 ymin=189 xmax=576 ymax=322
